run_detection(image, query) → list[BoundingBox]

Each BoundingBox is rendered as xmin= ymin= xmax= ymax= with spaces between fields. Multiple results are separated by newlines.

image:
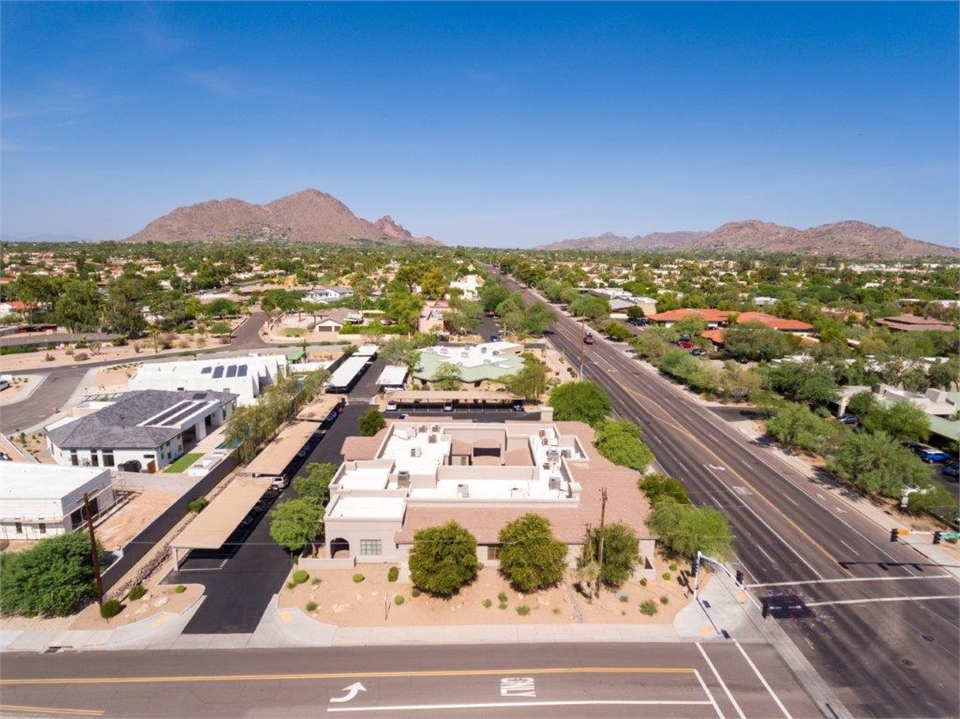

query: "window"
xmin=103 ymin=452 xmax=115 ymax=467
xmin=38 ymin=523 xmax=46 ymax=535
xmin=70 ymin=452 xmax=79 ymax=466
xmin=487 ymin=544 xmax=501 ymax=560
xmin=90 ymin=454 xmax=99 ymax=467
xmin=14 ymin=522 xmax=22 ymax=535
xmin=359 ymin=539 xmax=382 ymax=556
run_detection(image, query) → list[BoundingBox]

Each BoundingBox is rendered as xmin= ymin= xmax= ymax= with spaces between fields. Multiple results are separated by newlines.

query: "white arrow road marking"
xmin=330 ymin=683 xmax=367 ymax=704
xmin=707 ymin=464 xmax=726 ymax=472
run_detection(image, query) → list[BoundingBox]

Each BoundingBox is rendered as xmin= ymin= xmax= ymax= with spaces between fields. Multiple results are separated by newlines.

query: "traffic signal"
xmin=890 ymin=528 xmax=899 ymax=542
xmin=933 ymin=531 xmax=942 ymax=545
xmin=691 ymin=560 xmax=699 ymax=579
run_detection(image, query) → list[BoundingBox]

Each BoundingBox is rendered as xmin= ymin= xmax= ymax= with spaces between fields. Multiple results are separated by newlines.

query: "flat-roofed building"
xmin=129 ymin=354 xmax=287 ymax=406
xmin=323 ymin=420 xmax=655 ymax=577
xmin=414 ymin=341 xmax=524 ymax=386
xmin=0 ymin=463 xmax=115 ymax=540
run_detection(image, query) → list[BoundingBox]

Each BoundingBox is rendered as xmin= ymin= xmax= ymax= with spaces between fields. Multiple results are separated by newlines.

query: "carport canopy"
xmin=244 ymin=419 xmax=321 ymax=477
xmin=172 ymin=474 xmax=273 ymax=551
xmin=386 ymin=390 xmax=519 ymax=403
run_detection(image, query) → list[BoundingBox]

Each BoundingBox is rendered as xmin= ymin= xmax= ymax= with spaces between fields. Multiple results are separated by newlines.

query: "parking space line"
xmin=693 ymin=669 xmax=725 ymax=719
xmin=734 ymin=642 xmax=792 ymax=719
xmin=696 ymin=644 xmax=745 ymax=719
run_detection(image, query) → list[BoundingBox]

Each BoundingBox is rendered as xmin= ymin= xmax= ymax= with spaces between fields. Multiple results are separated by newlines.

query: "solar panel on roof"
xmin=148 ymin=400 xmax=193 ymax=425
xmin=226 ymin=365 xmax=237 ymax=378
xmin=237 ymin=365 xmax=248 ymax=377
xmin=201 ymin=367 xmax=212 ymax=374
xmin=193 ymin=393 xmax=208 ymax=400
xmin=159 ymin=401 xmax=207 ymax=427
xmin=212 ymin=366 xmax=224 ymax=379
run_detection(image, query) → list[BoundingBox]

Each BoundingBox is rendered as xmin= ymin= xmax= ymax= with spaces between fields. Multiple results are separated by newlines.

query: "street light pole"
xmin=83 ymin=492 xmax=104 ymax=606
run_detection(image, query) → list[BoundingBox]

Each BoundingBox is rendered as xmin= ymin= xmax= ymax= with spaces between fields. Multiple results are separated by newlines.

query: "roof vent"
xmin=411 ymin=447 xmax=421 ymax=457
xmin=457 ymin=483 xmax=470 ymax=498
xmin=398 ymin=470 xmax=410 ymax=488
xmin=428 ymin=434 xmax=437 ymax=444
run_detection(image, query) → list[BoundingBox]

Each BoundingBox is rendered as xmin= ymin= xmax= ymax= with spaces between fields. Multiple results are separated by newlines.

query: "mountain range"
xmin=537 ymin=220 xmax=959 ymax=259
xmin=123 ymin=189 xmax=440 ymax=245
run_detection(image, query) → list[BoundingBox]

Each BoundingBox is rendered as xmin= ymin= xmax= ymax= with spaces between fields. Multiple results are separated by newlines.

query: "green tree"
xmin=384 ymin=287 xmax=423 ymax=332
xmin=626 ymin=305 xmax=646 ymax=321
xmin=906 ymin=482 xmax=959 ymax=518
xmin=294 ymin=462 xmax=338 ymax=506
xmin=358 ymin=408 xmax=387 ymax=436
xmin=0 ymin=531 xmax=105 ymax=617
xmin=828 ymin=431 xmax=930 ymax=498
xmin=548 ymin=381 xmax=612 ymax=427
xmin=584 ymin=523 xmax=639 ymax=588
xmin=202 ymin=298 xmax=241 ymax=319
xmin=928 ymin=358 xmax=959 ymax=390
xmin=568 ymin=294 xmax=611 ymax=321
xmin=478 ymin=281 xmax=511 ymax=313
xmin=767 ymin=363 xmax=839 ymax=408
xmin=639 ymin=473 xmax=690 ymax=506
xmin=723 ymin=323 xmax=796 ymax=362
xmin=104 ymin=276 xmax=149 ymax=337
xmin=593 ymin=419 xmax=654 ymax=472
xmin=764 ymin=402 xmax=840 ymax=454
xmin=269 ymin=498 xmax=323 ymax=556
xmin=432 ymin=362 xmax=463 ymax=391
xmin=504 ymin=353 xmax=548 ymax=400
xmin=602 ymin=320 xmax=634 ymax=342
xmin=379 ymin=337 xmax=423 ymax=372
xmin=497 ymin=514 xmax=568 ymax=591
xmin=862 ymin=402 xmax=931 ymax=442
xmin=647 ymin=499 xmax=734 ymax=560
xmin=55 ymin=280 xmax=103 ymax=332
xmin=408 ymin=521 xmax=481 ymax=596
xmin=633 ymin=331 xmax=671 ymax=363
xmin=520 ymin=301 xmax=557 ymax=336
xmin=846 ymin=390 xmax=878 ymax=419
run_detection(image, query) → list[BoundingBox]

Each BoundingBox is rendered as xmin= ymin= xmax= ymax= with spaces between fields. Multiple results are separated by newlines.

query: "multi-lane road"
xmin=503 ymin=276 xmax=959 ymax=719
xmin=0 ymin=642 xmax=821 ymax=719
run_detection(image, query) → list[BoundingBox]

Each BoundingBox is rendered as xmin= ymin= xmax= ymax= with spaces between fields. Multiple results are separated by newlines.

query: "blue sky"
xmin=2 ymin=2 xmax=957 ymax=248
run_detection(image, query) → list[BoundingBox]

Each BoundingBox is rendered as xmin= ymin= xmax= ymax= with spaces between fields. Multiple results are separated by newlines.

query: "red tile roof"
xmin=735 ymin=312 xmax=813 ymax=332
xmin=876 ymin=314 xmax=955 ymax=333
xmin=701 ymin=329 xmax=726 ymax=344
xmin=648 ymin=308 xmax=732 ymax=323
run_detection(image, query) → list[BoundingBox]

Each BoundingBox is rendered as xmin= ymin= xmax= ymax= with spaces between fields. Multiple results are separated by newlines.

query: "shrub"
xmin=639 ymin=578 xmax=648 ymax=587
xmin=499 ymin=602 xmax=508 ymax=610
xmin=394 ymin=595 xmax=405 ymax=606
xmin=286 ymin=581 xmax=296 ymax=590
xmin=293 ymin=570 xmax=309 ymax=584
xmin=497 ymin=513 xmax=568 ymax=591
xmin=669 ymin=563 xmax=678 ymax=572
xmin=662 ymin=572 xmax=672 ymax=581
xmin=660 ymin=595 xmax=670 ymax=605
xmin=411 ymin=588 xmax=421 ymax=598
xmin=498 ymin=591 xmax=508 ymax=603
xmin=352 ymin=573 xmax=365 ymax=583
xmin=306 ymin=601 xmax=318 ymax=612
xmin=482 ymin=599 xmax=493 ymax=608
xmin=553 ymin=607 xmax=561 ymax=615
xmin=174 ymin=585 xmax=186 ymax=594
xmin=408 ymin=521 xmax=480 ymax=596
xmin=45 ymin=352 xmax=55 ymax=361
xmin=516 ymin=605 xmax=531 ymax=616
xmin=188 ymin=497 xmax=209 ymax=514
xmin=388 ymin=566 xmax=399 ymax=582
xmin=100 ymin=599 xmax=123 ymax=619
xmin=311 ymin=578 xmax=322 ymax=585
xmin=128 ymin=584 xmax=146 ymax=601
xmin=618 ymin=594 xmax=629 ymax=603
xmin=640 ymin=600 xmax=658 ymax=616
xmin=73 ymin=352 xmax=89 ymax=362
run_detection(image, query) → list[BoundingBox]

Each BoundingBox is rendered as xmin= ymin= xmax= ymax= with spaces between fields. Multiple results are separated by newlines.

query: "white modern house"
xmin=413 ymin=341 xmax=525 ymax=386
xmin=46 ymin=389 xmax=237 ymax=472
xmin=305 ymin=287 xmax=353 ymax=304
xmin=129 ymin=354 xmax=287 ymax=406
xmin=322 ymin=420 xmax=655 ymax=576
xmin=0 ymin=463 xmax=116 ymax=540
xmin=449 ymin=274 xmax=482 ymax=300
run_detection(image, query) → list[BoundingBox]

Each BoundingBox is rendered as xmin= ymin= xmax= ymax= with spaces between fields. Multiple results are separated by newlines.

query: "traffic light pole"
xmin=692 ymin=550 xmax=749 ymax=601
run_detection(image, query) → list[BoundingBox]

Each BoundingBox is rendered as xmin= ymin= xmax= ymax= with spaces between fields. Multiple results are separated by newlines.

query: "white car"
xmin=386 ymin=401 xmax=398 ymax=411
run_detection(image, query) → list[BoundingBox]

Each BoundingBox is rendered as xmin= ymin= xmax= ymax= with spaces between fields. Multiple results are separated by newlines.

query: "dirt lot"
xmin=279 ymin=565 xmax=693 ymax=627
xmin=95 ymin=491 xmax=182 ymax=551
xmin=70 ymin=583 xmax=203 ymax=630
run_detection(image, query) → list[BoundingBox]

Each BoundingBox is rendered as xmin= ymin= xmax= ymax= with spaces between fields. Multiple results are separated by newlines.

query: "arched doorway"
xmin=330 ymin=538 xmax=350 ymax=558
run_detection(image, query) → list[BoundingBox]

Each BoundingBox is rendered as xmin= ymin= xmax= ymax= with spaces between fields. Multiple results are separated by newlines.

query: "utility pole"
xmin=83 ymin=492 xmax=104 ymax=606
xmin=595 ymin=487 xmax=608 ymax=598
xmin=578 ymin=318 xmax=586 ymax=378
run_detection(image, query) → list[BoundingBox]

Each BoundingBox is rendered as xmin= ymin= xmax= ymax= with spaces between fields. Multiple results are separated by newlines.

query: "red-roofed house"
xmin=320 ymin=420 xmax=656 ymax=577
xmin=876 ymin=314 xmax=956 ymax=333
xmin=734 ymin=312 xmax=814 ymax=333
xmin=647 ymin=308 xmax=732 ymax=326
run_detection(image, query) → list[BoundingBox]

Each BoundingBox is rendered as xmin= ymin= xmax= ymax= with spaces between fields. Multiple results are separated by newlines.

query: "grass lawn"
xmin=285 ymin=328 xmax=307 ymax=337
xmin=164 ymin=453 xmax=202 ymax=473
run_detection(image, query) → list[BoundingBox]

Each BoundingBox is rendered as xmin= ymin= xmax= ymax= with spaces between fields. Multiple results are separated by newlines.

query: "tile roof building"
xmin=322 ymin=420 xmax=656 ymax=576
xmin=45 ymin=389 xmax=237 ymax=473
xmin=875 ymin=314 xmax=956 ymax=333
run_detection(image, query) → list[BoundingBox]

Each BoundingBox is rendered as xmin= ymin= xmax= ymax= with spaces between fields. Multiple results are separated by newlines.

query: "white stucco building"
xmin=0 ymin=463 xmax=116 ymax=540
xmin=129 ymin=354 xmax=287 ymax=406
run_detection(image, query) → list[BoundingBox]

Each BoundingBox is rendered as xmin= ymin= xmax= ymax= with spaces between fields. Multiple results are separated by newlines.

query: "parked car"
xmin=677 ymin=340 xmax=694 ymax=349
xmin=271 ymin=475 xmax=290 ymax=491
xmin=737 ymin=357 xmax=750 ymax=365
xmin=490 ymin=334 xmax=501 ymax=342
xmin=398 ymin=413 xmax=409 ymax=420
xmin=0 ymin=379 xmax=11 ymax=392
xmin=386 ymin=401 xmax=398 ymax=411
xmin=251 ymin=499 xmax=268 ymax=514
xmin=240 ymin=514 xmax=257 ymax=528
xmin=443 ymin=403 xmax=454 ymax=412
xmin=838 ymin=414 xmax=859 ymax=426
xmin=511 ymin=402 xmax=525 ymax=412
xmin=919 ymin=448 xmax=951 ymax=463
xmin=691 ymin=348 xmax=704 ymax=356
xmin=296 ymin=446 xmax=309 ymax=459
xmin=942 ymin=462 xmax=959 ymax=480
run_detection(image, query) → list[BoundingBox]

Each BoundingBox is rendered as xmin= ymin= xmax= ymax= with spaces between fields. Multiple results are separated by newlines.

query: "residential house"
xmin=129 ymin=354 xmax=287 ymax=406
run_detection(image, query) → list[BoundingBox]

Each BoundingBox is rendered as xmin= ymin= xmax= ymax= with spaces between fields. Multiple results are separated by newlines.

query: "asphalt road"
xmin=0 ymin=312 xmax=272 ymax=435
xmin=503 ymin=276 xmax=960 ymax=719
xmin=0 ymin=642 xmax=821 ymax=719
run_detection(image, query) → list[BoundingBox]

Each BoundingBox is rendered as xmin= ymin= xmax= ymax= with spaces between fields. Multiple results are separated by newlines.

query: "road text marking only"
xmin=500 ymin=677 xmax=535 ymax=697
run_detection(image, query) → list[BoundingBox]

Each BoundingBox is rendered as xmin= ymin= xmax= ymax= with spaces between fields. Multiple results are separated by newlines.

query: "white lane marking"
xmin=675 ymin=460 xmax=690 ymax=474
xmin=748 ymin=573 xmax=953 ymax=588
xmin=755 ymin=544 xmax=776 ymax=564
xmin=838 ymin=539 xmax=859 ymax=555
xmin=328 ymin=700 xmax=714 ymax=713
xmin=693 ymin=668 xmax=725 ymax=719
xmin=704 ymin=466 xmax=824 ymax=580
xmin=781 ymin=493 xmax=799 ymax=507
xmin=696 ymin=644 xmax=746 ymax=719
xmin=806 ymin=594 xmax=960 ymax=608
xmin=734 ymin=641 xmax=793 ymax=719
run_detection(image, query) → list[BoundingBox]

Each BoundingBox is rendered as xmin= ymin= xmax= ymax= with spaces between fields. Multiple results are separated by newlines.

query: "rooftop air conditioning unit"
xmin=542 ymin=437 xmax=549 ymax=446
xmin=457 ymin=483 xmax=470 ymax=498
xmin=428 ymin=434 xmax=438 ymax=444
xmin=560 ymin=448 xmax=573 ymax=458
xmin=480 ymin=346 xmax=487 ymax=354
xmin=548 ymin=449 xmax=560 ymax=460
xmin=411 ymin=447 xmax=421 ymax=457
xmin=431 ymin=424 xmax=439 ymax=432
xmin=420 ymin=425 xmax=428 ymax=432
xmin=539 ymin=429 xmax=547 ymax=438
xmin=549 ymin=476 xmax=561 ymax=491
xmin=397 ymin=470 xmax=410 ymax=488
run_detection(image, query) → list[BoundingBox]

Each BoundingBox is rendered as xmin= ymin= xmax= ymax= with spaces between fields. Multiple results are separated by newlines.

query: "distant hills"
xmin=1 ymin=233 xmax=94 ymax=243
xmin=123 ymin=189 xmax=441 ymax=246
xmin=537 ymin=220 xmax=959 ymax=259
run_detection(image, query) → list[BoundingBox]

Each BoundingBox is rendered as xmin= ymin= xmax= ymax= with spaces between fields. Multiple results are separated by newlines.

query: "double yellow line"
xmin=0 ymin=705 xmax=103 ymax=717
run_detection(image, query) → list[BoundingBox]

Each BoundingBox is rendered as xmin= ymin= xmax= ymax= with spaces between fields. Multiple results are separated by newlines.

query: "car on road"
xmin=398 ymin=413 xmax=409 ymax=420
xmin=386 ymin=401 xmax=398 ymax=411
xmin=942 ymin=462 xmax=959 ymax=480
xmin=0 ymin=379 xmax=11 ymax=392
xmin=919 ymin=448 xmax=951 ymax=463
xmin=490 ymin=334 xmax=501 ymax=342
xmin=583 ymin=333 xmax=595 ymax=345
